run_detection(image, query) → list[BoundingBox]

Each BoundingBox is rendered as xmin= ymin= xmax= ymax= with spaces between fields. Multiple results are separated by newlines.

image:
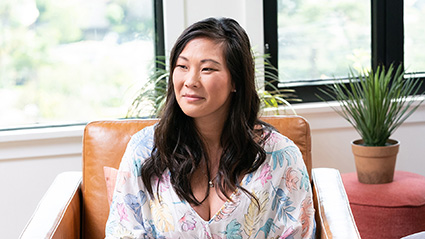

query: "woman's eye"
xmin=202 ymin=68 xmax=216 ymax=72
xmin=176 ymin=65 xmax=187 ymax=69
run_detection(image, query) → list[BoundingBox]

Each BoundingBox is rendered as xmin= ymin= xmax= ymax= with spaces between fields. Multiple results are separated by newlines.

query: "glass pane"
xmin=277 ymin=0 xmax=371 ymax=83
xmin=405 ymin=0 xmax=425 ymax=74
xmin=0 ymin=0 xmax=154 ymax=128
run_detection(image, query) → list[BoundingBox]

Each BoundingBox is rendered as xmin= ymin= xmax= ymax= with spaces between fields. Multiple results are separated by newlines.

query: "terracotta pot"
xmin=351 ymin=139 xmax=400 ymax=184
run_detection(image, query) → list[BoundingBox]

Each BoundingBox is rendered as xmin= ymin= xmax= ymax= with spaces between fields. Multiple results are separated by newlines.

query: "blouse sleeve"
xmin=263 ymin=131 xmax=315 ymax=239
xmin=105 ymin=126 xmax=155 ymax=239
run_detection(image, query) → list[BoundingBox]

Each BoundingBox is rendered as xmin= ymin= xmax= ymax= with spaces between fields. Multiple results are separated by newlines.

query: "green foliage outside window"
xmin=0 ymin=0 xmax=154 ymax=128
xmin=277 ymin=0 xmax=371 ymax=82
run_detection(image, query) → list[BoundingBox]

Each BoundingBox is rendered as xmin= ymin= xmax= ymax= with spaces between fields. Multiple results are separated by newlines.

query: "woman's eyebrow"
xmin=201 ymin=59 xmax=221 ymax=65
xmin=177 ymin=56 xmax=221 ymax=66
xmin=177 ymin=56 xmax=189 ymax=61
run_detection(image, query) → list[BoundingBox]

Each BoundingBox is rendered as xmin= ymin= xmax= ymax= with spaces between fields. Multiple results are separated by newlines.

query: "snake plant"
xmin=320 ymin=64 xmax=424 ymax=146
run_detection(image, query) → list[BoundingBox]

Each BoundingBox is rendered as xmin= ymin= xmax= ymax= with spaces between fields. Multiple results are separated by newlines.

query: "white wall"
xmin=0 ymin=126 xmax=84 ymax=238
xmin=295 ymin=101 xmax=425 ymax=175
xmin=1 ymin=1 xmax=425 ymax=238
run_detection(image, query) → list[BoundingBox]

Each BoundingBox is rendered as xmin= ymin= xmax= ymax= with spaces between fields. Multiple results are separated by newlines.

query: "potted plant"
xmin=320 ymin=64 xmax=424 ymax=184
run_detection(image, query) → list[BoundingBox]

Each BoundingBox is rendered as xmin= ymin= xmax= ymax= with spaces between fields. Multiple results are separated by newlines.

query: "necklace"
xmin=202 ymin=166 xmax=218 ymax=188
xmin=208 ymin=174 xmax=218 ymax=188
xmin=201 ymin=153 xmax=220 ymax=188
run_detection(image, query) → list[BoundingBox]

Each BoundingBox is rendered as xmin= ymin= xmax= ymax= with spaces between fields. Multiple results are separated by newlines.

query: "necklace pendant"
xmin=209 ymin=180 xmax=214 ymax=188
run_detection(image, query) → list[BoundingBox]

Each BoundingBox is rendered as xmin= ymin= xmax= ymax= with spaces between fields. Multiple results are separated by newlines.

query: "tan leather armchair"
xmin=20 ymin=116 xmax=360 ymax=239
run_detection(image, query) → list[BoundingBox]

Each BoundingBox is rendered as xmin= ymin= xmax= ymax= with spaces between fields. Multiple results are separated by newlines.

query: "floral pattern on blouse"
xmin=105 ymin=125 xmax=315 ymax=239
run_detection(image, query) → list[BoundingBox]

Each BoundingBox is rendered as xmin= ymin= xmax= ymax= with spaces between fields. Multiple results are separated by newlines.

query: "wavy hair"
xmin=141 ymin=17 xmax=267 ymax=205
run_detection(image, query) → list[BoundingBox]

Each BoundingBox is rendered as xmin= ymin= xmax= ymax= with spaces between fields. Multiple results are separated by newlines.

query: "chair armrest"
xmin=20 ymin=171 xmax=82 ymax=239
xmin=312 ymin=168 xmax=361 ymax=239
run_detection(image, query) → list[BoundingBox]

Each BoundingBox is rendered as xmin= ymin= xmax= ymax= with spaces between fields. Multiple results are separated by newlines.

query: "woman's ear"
xmin=231 ymin=82 xmax=236 ymax=92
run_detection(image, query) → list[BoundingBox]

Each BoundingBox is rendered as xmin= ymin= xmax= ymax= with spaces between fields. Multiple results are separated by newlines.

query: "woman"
xmin=105 ymin=17 xmax=315 ymax=238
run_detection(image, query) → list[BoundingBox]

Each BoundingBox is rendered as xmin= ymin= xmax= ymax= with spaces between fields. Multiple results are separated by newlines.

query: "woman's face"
xmin=173 ymin=37 xmax=234 ymax=122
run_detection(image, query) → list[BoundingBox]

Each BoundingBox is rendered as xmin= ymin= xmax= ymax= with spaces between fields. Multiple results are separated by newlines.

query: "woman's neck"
xmin=194 ymin=117 xmax=226 ymax=166
xmin=194 ymin=114 xmax=226 ymax=145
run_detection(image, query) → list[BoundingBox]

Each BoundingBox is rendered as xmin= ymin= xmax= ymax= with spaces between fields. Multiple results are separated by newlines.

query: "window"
xmin=0 ymin=0 xmax=155 ymax=129
xmin=265 ymin=0 xmax=425 ymax=103
xmin=405 ymin=0 xmax=425 ymax=74
xmin=277 ymin=0 xmax=371 ymax=83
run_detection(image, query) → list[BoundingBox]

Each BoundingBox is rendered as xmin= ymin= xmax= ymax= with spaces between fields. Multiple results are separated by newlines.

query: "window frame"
xmin=264 ymin=0 xmax=425 ymax=103
xmin=154 ymin=0 xmax=166 ymax=70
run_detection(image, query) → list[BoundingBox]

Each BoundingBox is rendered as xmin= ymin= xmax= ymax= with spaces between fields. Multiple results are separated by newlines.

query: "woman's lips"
xmin=182 ymin=94 xmax=205 ymax=102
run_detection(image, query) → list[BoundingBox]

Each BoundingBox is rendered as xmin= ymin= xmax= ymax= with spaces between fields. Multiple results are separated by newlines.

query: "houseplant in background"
xmin=320 ymin=64 xmax=424 ymax=184
xmin=126 ymin=57 xmax=168 ymax=118
xmin=127 ymin=54 xmax=299 ymax=118
xmin=256 ymin=55 xmax=299 ymax=115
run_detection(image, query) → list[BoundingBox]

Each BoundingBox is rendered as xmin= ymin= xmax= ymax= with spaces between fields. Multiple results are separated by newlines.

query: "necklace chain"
xmin=202 ymin=165 xmax=218 ymax=188
xmin=201 ymin=153 xmax=219 ymax=188
xmin=208 ymin=174 xmax=219 ymax=188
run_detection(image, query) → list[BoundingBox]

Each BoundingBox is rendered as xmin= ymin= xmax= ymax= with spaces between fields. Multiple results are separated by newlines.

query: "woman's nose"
xmin=184 ymin=70 xmax=200 ymax=88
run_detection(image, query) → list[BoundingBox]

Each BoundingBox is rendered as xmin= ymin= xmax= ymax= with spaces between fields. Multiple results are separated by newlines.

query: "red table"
xmin=342 ymin=171 xmax=425 ymax=239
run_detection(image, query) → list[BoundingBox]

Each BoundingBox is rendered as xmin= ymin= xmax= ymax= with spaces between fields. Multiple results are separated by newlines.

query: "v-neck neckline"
xmin=185 ymin=175 xmax=248 ymax=223
xmin=187 ymin=188 xmax=239 ymax=223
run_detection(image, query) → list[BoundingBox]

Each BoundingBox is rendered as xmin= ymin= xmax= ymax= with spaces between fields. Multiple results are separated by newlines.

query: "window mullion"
xmin=263 ymin=0 xmax=278 ymax=91
xmin=154 ymin=0 xmax=165 ymax=69
xmin=372 ymin=0 xmax=404 ymax=70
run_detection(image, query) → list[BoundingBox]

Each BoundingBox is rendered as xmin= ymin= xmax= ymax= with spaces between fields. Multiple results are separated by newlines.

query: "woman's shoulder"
xmin=126 ymin=124 xmax=156 ymax=151
xmin=261 ymin=125 xmax=296 ymax=150
xmin=120 ymin=125 xmax=156 ymax=175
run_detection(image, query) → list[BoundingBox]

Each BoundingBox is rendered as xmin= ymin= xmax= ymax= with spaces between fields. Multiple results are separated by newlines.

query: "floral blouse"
xmin=105 ymin=125 xmax=315 ymax=239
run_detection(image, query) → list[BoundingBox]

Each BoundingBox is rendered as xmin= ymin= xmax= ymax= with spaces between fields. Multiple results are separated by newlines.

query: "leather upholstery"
xmin=20 ymin=115 xmax=360 ymax=239
xmin=82 ymin=119 xmax=157 ymax=238
xmin=81 ymin=116 xmax=311 ymax=238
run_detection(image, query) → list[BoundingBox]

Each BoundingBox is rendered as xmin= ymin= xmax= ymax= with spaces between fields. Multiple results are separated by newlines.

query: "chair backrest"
xmin=81 ymin=115 xmax=311 ymax=238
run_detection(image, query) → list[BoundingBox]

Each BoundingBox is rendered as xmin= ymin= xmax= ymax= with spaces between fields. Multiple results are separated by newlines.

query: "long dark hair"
xmin=141 ymin=17 xmax=266 ymax=205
